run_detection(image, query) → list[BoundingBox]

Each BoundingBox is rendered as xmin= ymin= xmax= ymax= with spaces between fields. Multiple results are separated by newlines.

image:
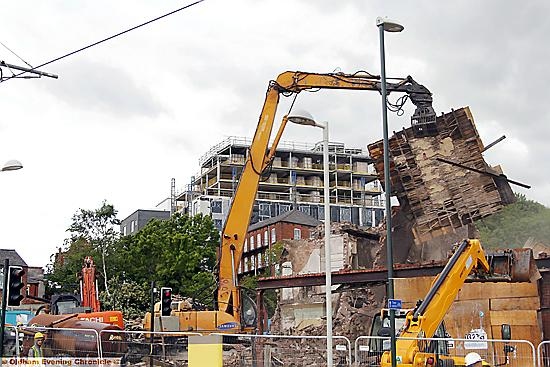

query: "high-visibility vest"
xmin=29 ymin=345 xmax=42 ymax=358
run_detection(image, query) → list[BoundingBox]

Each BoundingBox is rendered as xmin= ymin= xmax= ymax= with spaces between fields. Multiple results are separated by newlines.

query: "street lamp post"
xmin=1 ymin=160 xmax=23 ymax=172
xmin=287 ymin=110 xmax=333 ymax=367
xmin=376 ymin=16 xmax=404 ymax=367
xmin=0 ymin=159 xmax=22 ymax=365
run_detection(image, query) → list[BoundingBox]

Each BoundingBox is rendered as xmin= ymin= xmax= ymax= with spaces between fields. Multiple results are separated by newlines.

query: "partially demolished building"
xmin=262 ymin=107 xmax=544 ymax=348
xmin=368 ymin=107 xmax=515 ymax=262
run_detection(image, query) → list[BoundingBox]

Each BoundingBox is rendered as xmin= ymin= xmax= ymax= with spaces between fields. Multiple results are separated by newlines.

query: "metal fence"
xmin=3 ymin=327 xmax=547 ymax=366
xmin=355 ymin=335 xmax=536 ymax=367
xmin=214 ymin=333 xmax=352 ymax=367
xmin=537 ymin=340 xmax=550 ymax=367
xmin=18 ymin=325 xmax=101 ymax=358
xmin=354 ymin=335 xmax=389 ymax=366
xmin=98 ymin=329 xmax=202 ymax=364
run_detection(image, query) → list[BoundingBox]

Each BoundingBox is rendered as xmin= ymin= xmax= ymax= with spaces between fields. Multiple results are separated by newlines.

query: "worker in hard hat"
xmin=28 ymin=332 xmax=44 ymax=358
xmin=464 ymin=352 xmax=483 ymax=367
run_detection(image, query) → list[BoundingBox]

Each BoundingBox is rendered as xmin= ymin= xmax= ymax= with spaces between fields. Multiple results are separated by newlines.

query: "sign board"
xmin=335 ymin=345 xmax=347 ymax=351
xmin=387 ymin=299 xmax=402 ymax=310
xmin=464 ymin=328 xmax=488 ymax=349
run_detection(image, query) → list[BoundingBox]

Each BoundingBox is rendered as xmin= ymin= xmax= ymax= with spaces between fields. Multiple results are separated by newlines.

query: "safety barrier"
xmin=354 ymin=335 xmax=389 ymax=366
xmin=354 ymin=335 xmax=537 ymax=367
xmin=214 ymin=333 xmax=352 ymax=367
xmin=537 ymin=340 xmax=550 ymax=367
xmin=3 ymin=325 xmax=20 ymax=357
xmin=4 ymin=326 xmax=547 ymax=366
xmin=18 ymin=325 xmax=101 ymax=358
xmin=97 ymin=329 xmax=202 ymax=363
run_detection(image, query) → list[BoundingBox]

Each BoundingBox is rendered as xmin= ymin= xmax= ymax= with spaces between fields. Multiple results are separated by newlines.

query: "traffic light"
xmin=160 ymin=287 xmax=172 ymax=316
xmin=7 ymin=266 xmax=25 ymax=306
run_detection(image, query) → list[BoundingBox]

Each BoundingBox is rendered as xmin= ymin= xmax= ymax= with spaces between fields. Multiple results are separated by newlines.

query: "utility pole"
xmin=0 ymin=61 xmax=58 ymax=80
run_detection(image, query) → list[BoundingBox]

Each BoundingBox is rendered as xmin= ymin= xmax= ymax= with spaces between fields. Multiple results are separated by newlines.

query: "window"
xmin=211 ymin=200 xmax=222 ymax=214
xmin=244 ymin=257 xmax=249 ymax=272
xmin=122 ymin=226 xmax=127 ymax=236
xmin=258 ymin=253 xmax=263 ymax=267
xmin=271 ymin=228 xmax=276 ymax=244
xmin=250 ymin=236 xmax=255 ymax=249
xmin=293 ymin=228 xmax=302 ymax=240
xmin=298 ymin=205 xmax=311 ymax=216
xmin=130 ymin=221 xmax=136 ymax=232
xmin=245 ymin=239 xmax=248 ymax=252
xmin=264 ymin=231 xmax=268 ymax=247
xmin=257 ymin=233 xmax=261 ymax=247
xmin=213 ymin=219 xmax=223 ymax=230
xmin=259 ymin=202 xmax=271 ymax=217
xmin=341 ymin=207 xmax=352 ymax=222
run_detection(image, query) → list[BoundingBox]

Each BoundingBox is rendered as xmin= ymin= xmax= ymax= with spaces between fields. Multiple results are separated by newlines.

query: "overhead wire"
xmin=0 ymin=0 xmax=205 ymax=84
xmin=0 ymin=40 xmax=33 ymax=67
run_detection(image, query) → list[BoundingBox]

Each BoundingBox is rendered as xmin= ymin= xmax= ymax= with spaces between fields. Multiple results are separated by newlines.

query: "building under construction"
xmin=177 ymin=136 xmax=385 ymax=231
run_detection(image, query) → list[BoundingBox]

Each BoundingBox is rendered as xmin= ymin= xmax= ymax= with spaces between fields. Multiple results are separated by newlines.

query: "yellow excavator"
xmin=378 ymin=239 xmax=531 ymax=367
xmin=144 ymin=70 xmax=437 ymax=333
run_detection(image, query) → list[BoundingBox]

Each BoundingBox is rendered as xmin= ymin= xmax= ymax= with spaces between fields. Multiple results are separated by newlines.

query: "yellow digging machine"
xmin=145 ymin=70 xmax=436 ymax=333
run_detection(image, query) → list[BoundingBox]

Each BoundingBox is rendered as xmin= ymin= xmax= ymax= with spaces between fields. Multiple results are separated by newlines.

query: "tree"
xmin=66 ymin=201 xmax=120 ymax=295
xmin=45 ymin=238 xmax=98 ymax=295
xmin=116 ymin=212 xmax=219 ymax=306
xmin=47 ymin=204 xmax=220 ymax=319
xmin=476 ymin=193 xmax=550 ymax=248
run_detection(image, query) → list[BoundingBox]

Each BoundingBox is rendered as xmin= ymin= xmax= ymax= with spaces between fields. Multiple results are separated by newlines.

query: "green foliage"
xmin=476 ymin=193 xmax=550 ymax=248
xmin=66 ymin=201 xmax=121 ymax=295
xmin=116 ymin=213 xmax=219 ymax=299
xmin=45 ymin=238 xmax=98 ymax=294
xmin=265 ymin=242 xmax=284 ymax=276
xmin=99 ymin=276 xmax=150 ymax=319
xmin=47 ymin=203 xmax=221 ymax=319
xmin=239 ymin=274 xmax=278 ymax=318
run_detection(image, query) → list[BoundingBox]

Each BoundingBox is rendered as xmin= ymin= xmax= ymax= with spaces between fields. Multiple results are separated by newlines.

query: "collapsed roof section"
xmin=368 ymin=107 xmax=515 ymax=245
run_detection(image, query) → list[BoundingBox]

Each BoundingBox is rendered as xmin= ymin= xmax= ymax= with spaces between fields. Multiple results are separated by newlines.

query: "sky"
xmin=0 ymin=1 xmax=548 ymax=268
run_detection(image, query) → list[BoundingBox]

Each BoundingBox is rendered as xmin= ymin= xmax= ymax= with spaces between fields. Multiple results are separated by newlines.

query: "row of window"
xmin=245 ymin=228 xmax=276 ymax=252
xmin=121 ymin=220 xmax=138 ymax=236
xmin=241 ymin=252 xmax=270 ymax=273
xmin=244 ymin=227 xmax=304 ymax=253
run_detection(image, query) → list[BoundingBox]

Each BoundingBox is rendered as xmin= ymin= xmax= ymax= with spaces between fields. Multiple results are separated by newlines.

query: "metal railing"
xmin=213 ymin=333 xmax=353 ymax=367
xmin=4 ymin=326 xmax=547 ymax=366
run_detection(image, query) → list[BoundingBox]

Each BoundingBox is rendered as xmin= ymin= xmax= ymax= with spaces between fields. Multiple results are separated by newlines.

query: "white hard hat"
xmin=465 ymin=352 xmax=482 ymax=366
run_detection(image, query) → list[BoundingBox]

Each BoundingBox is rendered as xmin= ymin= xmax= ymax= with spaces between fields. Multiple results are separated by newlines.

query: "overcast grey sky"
xmin=1 ymin=1 xmax=548 ymax=268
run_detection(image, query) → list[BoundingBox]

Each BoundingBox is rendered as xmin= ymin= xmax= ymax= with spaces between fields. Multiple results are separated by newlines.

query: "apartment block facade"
xmin=178 ymin=136 xmax=385 ymax=231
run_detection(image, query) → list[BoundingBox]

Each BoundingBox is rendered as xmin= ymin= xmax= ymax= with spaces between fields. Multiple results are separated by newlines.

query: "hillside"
xmin=476 ymin=194 xmax=550 ymax=249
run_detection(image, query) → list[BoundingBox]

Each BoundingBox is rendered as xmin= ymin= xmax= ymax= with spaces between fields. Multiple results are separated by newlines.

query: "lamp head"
xmin=287 ymin=109 xmax=317 ymax=127
xmin=1 ymin=159 xmax=23 ymax=172
xmin=376 ymin=17 xmax=404 ymax=32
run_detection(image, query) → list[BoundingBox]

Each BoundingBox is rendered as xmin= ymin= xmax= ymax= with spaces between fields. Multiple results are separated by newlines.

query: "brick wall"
xmin=240 ymin=222 xmax=317 ymax=275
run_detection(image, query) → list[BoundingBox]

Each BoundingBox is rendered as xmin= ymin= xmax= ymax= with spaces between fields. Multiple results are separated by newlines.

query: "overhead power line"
xmin=0 ymin=40 xmax=33 ymax=67
xmin=0 ymin=0 xmax=205 ymax=84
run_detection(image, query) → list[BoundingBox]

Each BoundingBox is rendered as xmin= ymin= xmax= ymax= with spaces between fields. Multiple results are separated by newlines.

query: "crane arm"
xmin=405 ymin=239 xmax=489 ymax=338
xmin=216 ymin=71 xmax=435 ymax=320
xmin=80 ymin=256 xmax=101 ymax=312
xmin=383 ymin=239 xmax=490 ymax=365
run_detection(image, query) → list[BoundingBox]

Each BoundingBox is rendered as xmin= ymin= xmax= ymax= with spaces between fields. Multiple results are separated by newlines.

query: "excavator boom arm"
xmin=216 ymin=71 xmax=435 ymax=322
xmin=408 ymin=239 xmax=489 ymax=338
